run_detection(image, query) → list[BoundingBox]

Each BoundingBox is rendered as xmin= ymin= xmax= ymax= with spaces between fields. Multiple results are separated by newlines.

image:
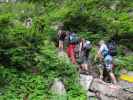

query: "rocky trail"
xmin=56 ymin=51 xmax=133 ymax=100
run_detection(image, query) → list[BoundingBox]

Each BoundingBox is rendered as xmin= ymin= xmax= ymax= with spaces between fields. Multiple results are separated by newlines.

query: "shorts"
xmin=104 ymin=60 xmax=113 ymax=72
xmin=59 ymin=40 xmax=63 ymax=44
xmin=104 ymin=64 xmax=113 ymax=72
xmin=80 ymin=51 xmax=89 ymax=64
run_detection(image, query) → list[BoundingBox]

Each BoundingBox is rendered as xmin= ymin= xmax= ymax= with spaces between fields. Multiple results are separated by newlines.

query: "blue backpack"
xmin=101 ymin=49 xmax=109 ymax=58
xmin=69 ymin=33 xmax=78 ymax=44
xmin=107 ymin=41 xmax=117 ymax=56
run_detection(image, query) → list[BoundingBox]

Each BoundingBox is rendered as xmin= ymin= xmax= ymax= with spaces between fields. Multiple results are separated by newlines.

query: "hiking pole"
xmin=122 ymin=87 xmax=133 ymax=93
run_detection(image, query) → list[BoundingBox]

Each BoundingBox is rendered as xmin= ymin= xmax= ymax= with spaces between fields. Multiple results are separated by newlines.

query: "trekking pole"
xmin=122 ymin=87 xmax=133 ymax=93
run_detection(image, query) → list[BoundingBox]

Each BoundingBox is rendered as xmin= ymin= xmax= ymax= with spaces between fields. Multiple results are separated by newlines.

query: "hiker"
xmin=66 ymin=32 xmax=78 ymax=64
xmin=79 ymin=38 xmax=91 ymax=73
xmin=97 ymin=40 xmax=117 ymax=84
xmin=58 ymin=30 xmax=67 ymax=51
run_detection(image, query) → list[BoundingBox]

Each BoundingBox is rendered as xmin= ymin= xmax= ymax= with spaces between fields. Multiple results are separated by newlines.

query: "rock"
xmin=88 ymin=97 xmax=98 ymax=100
xmin=90 ymin=79 xmax=121 ymax=97
xmin=87 ymin=91 xmax=96 ymax=97
xmin=127 ymin=71 xmax=133 ymax=76
xmin=99 ymin=94 xmax=117 ymax=100
xmin=119 ymin=80 xmax=133 ymax=89
xmin=80 ymin=74 xmax=93 ymax=90
xmin=89 ymin=78 xmax=133 ymax=100
xmin=87 ymin=91 xmax=97 ymax=100
xmin=51 ymin=78 xmax=66 ymax=95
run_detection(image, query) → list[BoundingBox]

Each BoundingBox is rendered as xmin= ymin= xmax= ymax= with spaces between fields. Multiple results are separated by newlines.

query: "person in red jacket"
xmin=66 ymin=32 xmax=78 ymax=64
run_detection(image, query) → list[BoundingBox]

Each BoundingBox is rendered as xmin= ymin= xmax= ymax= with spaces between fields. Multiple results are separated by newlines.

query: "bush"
xmin=0 ymin=2 xmax=86 ymax=100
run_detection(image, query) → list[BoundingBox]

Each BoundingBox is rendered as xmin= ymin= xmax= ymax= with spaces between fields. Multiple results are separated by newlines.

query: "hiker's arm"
xmin=79 ymin=42 xmax=82 ymax=52
xmin=97 ymin=50 xmax=103 ymax=62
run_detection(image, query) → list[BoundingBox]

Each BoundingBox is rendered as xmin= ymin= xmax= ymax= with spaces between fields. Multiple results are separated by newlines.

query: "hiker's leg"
xmin=83 ymin=63 xmax=88 ymax=71
xmin=59 ymin=40 xmax=61 ymax=50
xmin=109 ymin=72 xmax=117 ymax=84
xmin=98 ymin=64 xmax=103 ymax=79
xmin=80 ymin=64 xmax=84 ymax=70
xmin=59 ymin=40 xmax=63 ymax=51
xmin=71 ymin=51 xmax=77 ymax=64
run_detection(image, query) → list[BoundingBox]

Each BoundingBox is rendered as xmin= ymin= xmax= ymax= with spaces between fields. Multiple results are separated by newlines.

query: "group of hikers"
xmin=57 ymin=28 xmax=117 ymax=84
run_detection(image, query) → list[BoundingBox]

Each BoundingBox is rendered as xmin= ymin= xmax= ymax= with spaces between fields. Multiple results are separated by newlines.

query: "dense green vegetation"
xmin=0 ymin=0 xmax=133 ymax=100
xmin=0 ymin=2 xmax=86 ymax=100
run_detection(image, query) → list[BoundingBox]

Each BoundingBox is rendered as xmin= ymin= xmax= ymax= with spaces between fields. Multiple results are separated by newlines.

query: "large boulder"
xmin=89 ymin=79 xmax=133 ymax=100
xmin=90 ymin=79 xmax=120 ymax=97
xmin=99 ymin=94 xmax=117 ymax=100
xmin=51 ymin=78 xmax=66 ymax=95
xmin=80 ymin=74 xmax=93 ymax=90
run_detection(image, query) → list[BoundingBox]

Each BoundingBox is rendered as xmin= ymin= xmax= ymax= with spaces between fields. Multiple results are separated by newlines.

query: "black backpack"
xmin=107 ymin=41 xmax=117 ymax=56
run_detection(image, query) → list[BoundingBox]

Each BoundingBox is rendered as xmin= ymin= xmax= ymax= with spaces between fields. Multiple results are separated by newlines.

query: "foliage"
xmin=42 ymin=0 xmax=133 ymax=49
xmin=114 ymin=55 xmax=133 ymax=76
xmin=0 ymin=2 xmax=86 ymax=100
xmin=0 ymin=66 xmax=45 ymax=100
xmin=0 ymin=0 xmax=133 ymax=99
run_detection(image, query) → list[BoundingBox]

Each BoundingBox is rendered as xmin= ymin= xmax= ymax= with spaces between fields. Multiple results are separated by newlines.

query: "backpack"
xmin=58 ymin=31 xmax=66 ymax=40
xmin=107 ymin=41 xmax=117 ymax=56
xmin=83 ymin=41 xmax=91 ymax=50
xmin=101 ymin=49 xmax=109 ymax=58
xmin=69 ymin=33 xmax=78 ymax=44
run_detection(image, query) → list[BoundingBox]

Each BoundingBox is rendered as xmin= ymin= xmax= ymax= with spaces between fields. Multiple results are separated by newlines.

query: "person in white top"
xmin=97 ymin=40 xmax=117 ymax=84
xmin=98 ymin=40 xmax=109 ymax=61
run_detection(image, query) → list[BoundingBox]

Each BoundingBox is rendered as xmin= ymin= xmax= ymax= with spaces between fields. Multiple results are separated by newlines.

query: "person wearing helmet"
xmin=104 ymin=54 xmax=117 ymax=84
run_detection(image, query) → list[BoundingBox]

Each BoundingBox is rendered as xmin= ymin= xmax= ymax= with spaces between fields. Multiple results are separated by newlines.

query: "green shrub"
xmin=0 ymin=2 xmax=86 ymax=100
xmin=114 ymin=55 xmax=133 ymax=76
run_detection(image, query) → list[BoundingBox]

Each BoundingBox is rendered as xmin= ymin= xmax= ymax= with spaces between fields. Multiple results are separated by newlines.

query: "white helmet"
xmin=99 ymin=40 xmax=105 ymax=45
xmin=86 ymin=40 xmax=91 ymax=45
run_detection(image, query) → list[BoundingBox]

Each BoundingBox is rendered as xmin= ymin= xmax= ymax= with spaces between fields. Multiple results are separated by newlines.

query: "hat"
xmin=86 ymin=40 xmax=91 ymax=45
xmin=99 ymin=40 xmax=105 ymax=45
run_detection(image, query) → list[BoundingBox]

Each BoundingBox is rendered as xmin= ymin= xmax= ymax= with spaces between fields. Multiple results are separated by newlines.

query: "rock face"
xmin=89 ymin=79 xmax=133 ymax=100
xmin=79 ymin=74 xmax=133 ymax=100
xmin=90 ymin=79 xmax=121 ymax=97
xmin=80 ymin=74 xmax=93 ymax=90
xmin=51 ymin=78 xmax=66 ymax=95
